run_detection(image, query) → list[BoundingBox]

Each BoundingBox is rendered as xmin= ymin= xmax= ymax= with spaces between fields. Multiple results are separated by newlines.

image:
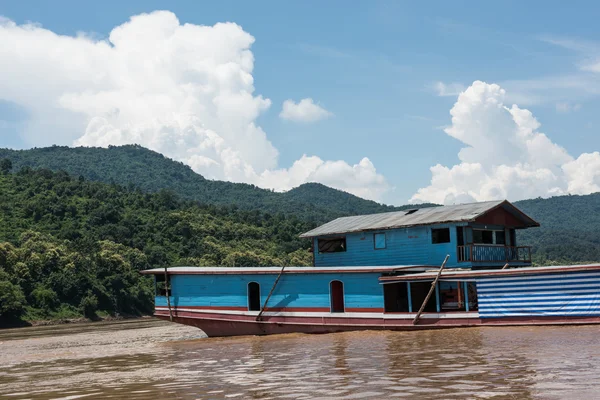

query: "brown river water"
xmin=1 ymin=319 xmax=599 ymax=399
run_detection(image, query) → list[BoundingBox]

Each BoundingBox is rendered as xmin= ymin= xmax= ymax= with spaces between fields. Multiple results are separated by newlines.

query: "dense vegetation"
xmin=1 ymin=145 xmax=599 ymax=325
xmin=0 ymin=145 xmax=426 ymax=224
xmin=0 ymin=166 xmax=312 ymax=324
xmin=516 ymin=194 xmax=600 ymax=264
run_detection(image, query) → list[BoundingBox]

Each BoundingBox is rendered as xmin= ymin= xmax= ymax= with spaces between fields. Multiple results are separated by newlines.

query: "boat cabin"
xmin=300 ymin=200 xmax=539 ymax=269
xmin=143 ymin=199 xmax=598 ymax=339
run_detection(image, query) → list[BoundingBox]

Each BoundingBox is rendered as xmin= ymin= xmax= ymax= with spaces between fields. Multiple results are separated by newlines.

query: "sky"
xmin=1 ymin=1 xmax=600 ymax=205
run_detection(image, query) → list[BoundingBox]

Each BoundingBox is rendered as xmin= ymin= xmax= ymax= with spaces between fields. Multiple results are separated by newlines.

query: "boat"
xmin=141 ymin=200 xmax=600 ymax=337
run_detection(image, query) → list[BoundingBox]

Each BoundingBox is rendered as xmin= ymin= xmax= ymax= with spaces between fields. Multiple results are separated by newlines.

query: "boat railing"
xmin=457 ymin=245 xmax=532 ymax=263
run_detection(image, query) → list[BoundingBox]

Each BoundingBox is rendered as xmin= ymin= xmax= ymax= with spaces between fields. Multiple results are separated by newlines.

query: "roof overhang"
xmin=141 ymin=265 xmax=431 ymax=276
xmin=378 ymin=264 xmax=600 ymax=284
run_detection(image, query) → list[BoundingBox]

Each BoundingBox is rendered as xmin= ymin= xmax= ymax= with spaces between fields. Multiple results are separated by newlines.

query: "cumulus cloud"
xmin=0 ymin=12 xmax=388 ymax=201
xmin=260 ymin=155 xmax=389 ymax=200
xmin=411 ymin=80 xmax=600 ymax=204
xmin=563 ymin=152 xmax=600 ymax=194
xmin=431 ymin=81 xmax=465 ymax=97
xmin=279 ymin=98 xmax=332 ymax=123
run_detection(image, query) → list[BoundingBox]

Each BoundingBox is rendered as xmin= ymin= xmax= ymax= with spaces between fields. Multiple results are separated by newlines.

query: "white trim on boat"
xmin=154 ymin=306 xmax=479 ymax=319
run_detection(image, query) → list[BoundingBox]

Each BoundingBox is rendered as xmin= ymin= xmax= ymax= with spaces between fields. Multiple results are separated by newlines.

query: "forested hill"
xmin=1 ymin=145 xmax=599 ymax=264
xmin=0 ymin=145 xmax=422 ymax=223
xmin=0 ymin=160 xmax=599 ymax=324
xmin=0 ymin=167 xmax=313 ymax=324
xmin=515 ymin=194 xmax=600 ymax=264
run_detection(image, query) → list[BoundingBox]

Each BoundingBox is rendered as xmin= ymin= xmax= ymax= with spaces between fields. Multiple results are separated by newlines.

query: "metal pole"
xmin=412 ymin=254 xmax=449 ymax=325
xmin=164 ymin=266 xmax=173 ymax=322
xmin=463 ymin=281 xmax=469 ymax=312
xmin=256 ymin=265 xmax=286 ymax=322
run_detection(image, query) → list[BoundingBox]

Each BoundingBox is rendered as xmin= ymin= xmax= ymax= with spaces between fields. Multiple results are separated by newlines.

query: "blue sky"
xmin=1 ymin=1 xmax=600 ymax=205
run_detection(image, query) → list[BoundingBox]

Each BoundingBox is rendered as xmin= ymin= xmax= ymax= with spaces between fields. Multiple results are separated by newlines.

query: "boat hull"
xmin=154 ymin=309 xmax=600 ymax=337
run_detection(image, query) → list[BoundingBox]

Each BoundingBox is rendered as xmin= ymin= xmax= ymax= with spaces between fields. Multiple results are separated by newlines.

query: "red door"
xmin=330 ymin=281 xmax=345 ymax=312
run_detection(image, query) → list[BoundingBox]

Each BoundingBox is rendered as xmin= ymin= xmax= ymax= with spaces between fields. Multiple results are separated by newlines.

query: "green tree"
xmin=0 ymin=272 xmax=26 ymax=318
xmin=0 ymin=158 xmax=12 ymax=175
xmin=80 ymin=291 xmax=99 ymax=319
xmin=0 ymin=167 xmax=313 ymax=324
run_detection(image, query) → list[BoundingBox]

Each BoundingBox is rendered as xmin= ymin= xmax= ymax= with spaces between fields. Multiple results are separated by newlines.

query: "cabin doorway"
xmin=410 ymin=282 xmax=437 ymax=313
xmin=466 ymin=282 xmax=478 ymax=311
xmin=330 ymin=280 xmax=345 ymax=312
xmin=457 ymin=227 xmax=464 ymax=246
xmin=248 ymin=282 xmax=261 ymax=311
xmin=457 ymin=227 xmax=465 ymax=261
xmin=384 ymin=283 xmax=409 ymax=312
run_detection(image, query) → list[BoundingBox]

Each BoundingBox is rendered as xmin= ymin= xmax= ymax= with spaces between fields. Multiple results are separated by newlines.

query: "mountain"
xmin=1 ymin=145 xmax=599 ymax=266
xmin=0 ymin=167 xmax=313 ymax=323
xmin=0 ymin=145 xmax=422 ymax=224
xmin=1 ymin=149 xmax=600 ymax=325
xmin=515 ymin=194 xmax=600 ymax=264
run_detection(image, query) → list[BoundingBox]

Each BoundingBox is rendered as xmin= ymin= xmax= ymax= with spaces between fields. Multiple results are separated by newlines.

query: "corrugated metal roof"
xmin=300 ymin=200 xmax=536 ymax=238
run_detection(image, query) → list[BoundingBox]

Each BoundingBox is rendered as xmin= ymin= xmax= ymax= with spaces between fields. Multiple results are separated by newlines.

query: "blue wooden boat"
xmin=142 ymin=200 xmax=600 ymax=337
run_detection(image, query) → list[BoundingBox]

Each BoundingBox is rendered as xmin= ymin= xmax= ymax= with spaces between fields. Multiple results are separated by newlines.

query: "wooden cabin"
xmin=300 ymin=200 xmax=539 ymax=269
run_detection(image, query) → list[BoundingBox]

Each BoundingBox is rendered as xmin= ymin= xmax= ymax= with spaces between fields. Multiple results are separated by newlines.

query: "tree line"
xmin=0 ymin=165 xmax=312 ymax=324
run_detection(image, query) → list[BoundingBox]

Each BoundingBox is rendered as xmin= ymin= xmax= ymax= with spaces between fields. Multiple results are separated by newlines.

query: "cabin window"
xmin=318 ymin=237 xmax=346 ymax=253
xmin=155 ymin=274 xmax=170 ymax=297
xmin=248 ymin=282 xmax=261 ymax=311
xmin=496 ymin=230 xmax=506 ymax=245
xmin=439 ymin=281 xmax=466 ymax=311
xmin=374 ymin=233 xmax=386 ymax=250
xmin=473 ymin=229 xmax=505 ymax=245
xmin=431 ymin=228 xmax=450 ymax=244
xmin=473 ymin=229 xmax=493 ymax=244
xmin=330 ymin=280 xmax=345 ymax=312
xmin=384 ymin=283 xmax=409 ymax=312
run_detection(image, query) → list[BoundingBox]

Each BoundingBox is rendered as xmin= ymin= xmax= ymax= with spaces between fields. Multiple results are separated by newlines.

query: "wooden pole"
xmin=501 ymin=263 xmax=510 ymax=270
xmin=256 ymin=265 xmax=286 ymax=322
xmin=412 ymin=254 xmax=449 ymax=325
xmin=164 ymin=266 xmax=173 ymax=322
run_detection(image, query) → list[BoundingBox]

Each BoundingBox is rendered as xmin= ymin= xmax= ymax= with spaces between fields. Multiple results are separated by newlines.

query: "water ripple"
xmin=1 ymin=320 xmax=600 ymax=399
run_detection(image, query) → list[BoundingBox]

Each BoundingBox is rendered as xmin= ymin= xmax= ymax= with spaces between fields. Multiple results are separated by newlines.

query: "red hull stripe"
xmin=346 ymin=307 xmax=384 ymax=312
xmin=160 ymin=305 xmax=383 ymax=313
xmin=155 ymin=311 xmax=600 ymax=338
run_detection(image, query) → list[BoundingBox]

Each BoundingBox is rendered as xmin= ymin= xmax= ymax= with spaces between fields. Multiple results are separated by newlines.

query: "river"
xmin=1 ymin=319 xmax=599 ymax=399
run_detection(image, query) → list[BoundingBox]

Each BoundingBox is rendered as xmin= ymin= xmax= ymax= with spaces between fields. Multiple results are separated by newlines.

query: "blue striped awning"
xmin=477 ymin=271 xmax=600 ymax=318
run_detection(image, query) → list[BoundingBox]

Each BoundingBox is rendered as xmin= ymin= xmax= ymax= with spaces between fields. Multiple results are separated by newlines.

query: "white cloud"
xmin=0 ymin=12 xmax=388 ymax=201
xmin=259 ymin=155 xmax=389 ymax=200
xmin=556 ymin=102 xmax=582 ymax=113
xmin=431 ymin=81 xmax=465 ymax=97
xmin=581 ymin=61 xmax=600 ymax=73
xmin=279 ymin=98 xmax=332 ymax=123
xmin=563 ymin=152 xmax=600 ymax=195
xmin=539 ymin=35 xmax=600 ymax=73
xmin=411 ymin=80 xmax=600 ymax=204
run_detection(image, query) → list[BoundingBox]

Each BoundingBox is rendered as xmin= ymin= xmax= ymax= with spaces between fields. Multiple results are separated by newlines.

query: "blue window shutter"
xmin=374 ymin=233 xmax=386 ymax=249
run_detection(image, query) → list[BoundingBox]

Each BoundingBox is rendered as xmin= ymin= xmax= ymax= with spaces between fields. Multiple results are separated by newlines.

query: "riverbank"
xmin=29 ymin=314 xmax=153 ymax=327
xmin=0 ymin=311 xmax=153 ymax=329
